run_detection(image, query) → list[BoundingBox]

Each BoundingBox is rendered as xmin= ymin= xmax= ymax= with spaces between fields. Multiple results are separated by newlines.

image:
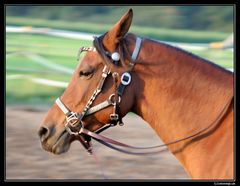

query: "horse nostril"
xmin=38 ymin=126 xmax=50 ymax=142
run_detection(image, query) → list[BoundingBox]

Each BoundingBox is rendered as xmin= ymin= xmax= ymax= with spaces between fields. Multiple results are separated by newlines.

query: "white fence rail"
xmin=6 ymin=26 xmax=233 ymax=52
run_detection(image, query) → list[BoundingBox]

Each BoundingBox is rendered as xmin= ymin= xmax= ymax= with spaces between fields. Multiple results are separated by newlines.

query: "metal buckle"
xmin=109 ymin=94 xmax=121 ymax=104
xmin=65 ymin=123 xmax=80 ymax=136
xmin=110 ymin=113 xmax=119 ymax=121
xmin=121 ymin=72 xmax=131 ymax=85
xmin=118 ymin=121 xmax=124 ymax=126
xmin=65 ymin=112 xmax=83 ymax=135
xmin=66 ymin=112 xmax=80 ymax=127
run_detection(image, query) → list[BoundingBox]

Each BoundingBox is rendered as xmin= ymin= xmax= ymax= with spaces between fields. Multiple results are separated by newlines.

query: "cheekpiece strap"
xmin=117 ymin=37 xmax=142 ymax=96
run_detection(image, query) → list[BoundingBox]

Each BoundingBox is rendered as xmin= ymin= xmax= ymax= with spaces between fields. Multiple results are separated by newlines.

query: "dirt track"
xmin=6 ymin=106 xmax=189 ymax=180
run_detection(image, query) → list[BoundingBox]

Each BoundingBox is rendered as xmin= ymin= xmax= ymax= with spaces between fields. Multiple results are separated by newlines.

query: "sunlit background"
xmin=6 ymin=5 xmax=234 ymax=107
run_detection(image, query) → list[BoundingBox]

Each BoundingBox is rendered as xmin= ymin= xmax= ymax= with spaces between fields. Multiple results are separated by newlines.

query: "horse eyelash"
xmin=79 ymin=70 xmax=94 ymax=77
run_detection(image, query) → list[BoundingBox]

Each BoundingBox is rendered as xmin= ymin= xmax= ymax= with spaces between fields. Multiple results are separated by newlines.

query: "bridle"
xmin=56 ymin=35 xmax=143 ymax=153
xmin=55 ymin=34 xmax=233 ymax=155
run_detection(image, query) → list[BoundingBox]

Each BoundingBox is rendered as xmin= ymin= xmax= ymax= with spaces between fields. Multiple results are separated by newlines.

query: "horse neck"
xmin=132 ymin=39 xmax=233 ymax=167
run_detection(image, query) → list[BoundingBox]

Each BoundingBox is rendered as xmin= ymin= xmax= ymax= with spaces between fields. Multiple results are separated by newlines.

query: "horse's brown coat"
xmin=38 ymin=9 xmax=234 ymax=179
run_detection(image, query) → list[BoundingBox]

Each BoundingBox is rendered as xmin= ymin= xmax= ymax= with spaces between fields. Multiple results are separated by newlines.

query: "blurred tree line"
xmin=6 ymin=5 xmax=233 ymax=32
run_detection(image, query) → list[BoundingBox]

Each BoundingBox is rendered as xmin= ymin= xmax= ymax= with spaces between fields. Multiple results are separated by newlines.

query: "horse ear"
xmin=103 ymin=8 xmax=133 ymax=52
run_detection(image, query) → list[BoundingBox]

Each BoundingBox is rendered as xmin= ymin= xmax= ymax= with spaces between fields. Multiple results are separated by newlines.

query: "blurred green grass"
xmin=6 ymin=32 xmax=233 ymax=107
xmin=6 ymin=16 xmax=230 ymax=43
xmin=6 ymin=33 xmax=92 ymax=61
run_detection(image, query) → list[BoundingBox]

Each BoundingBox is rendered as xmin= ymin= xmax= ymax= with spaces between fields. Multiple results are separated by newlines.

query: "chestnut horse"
xmin=38 ymin=9 xmax=234 ymax=179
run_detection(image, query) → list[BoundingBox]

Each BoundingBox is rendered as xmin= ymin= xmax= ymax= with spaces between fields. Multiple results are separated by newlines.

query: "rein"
xmin=55 ymin=35 xmax=233 ymax=155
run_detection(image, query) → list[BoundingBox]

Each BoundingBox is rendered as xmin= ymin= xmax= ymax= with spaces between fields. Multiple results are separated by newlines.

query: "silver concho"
xmin=111 ymin=52 xmax=120 ymax=61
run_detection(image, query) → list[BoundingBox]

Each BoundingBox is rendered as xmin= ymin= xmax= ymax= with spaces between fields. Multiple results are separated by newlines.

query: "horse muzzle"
xmin=38 ymin=124 xmax=72 ymax=155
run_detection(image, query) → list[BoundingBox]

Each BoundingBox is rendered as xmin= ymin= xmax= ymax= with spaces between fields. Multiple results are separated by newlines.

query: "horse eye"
xmin=79 ymin=70 xmax=94 ymax=78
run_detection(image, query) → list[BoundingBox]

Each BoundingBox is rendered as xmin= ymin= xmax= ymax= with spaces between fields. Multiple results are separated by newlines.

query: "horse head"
xmin=38 ymin=9 xmax=141 ymax=154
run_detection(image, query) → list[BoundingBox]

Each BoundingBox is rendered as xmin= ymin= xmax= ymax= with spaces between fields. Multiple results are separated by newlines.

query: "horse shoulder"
xmin=188 ymin=108 xmax=234 ymax=179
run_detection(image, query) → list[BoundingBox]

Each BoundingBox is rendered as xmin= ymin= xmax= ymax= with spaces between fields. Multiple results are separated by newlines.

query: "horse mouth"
xmin=51 ymin=130 xmax=71 ymax=154
xmin=40 ymin=129 xmax=72 ymax=155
